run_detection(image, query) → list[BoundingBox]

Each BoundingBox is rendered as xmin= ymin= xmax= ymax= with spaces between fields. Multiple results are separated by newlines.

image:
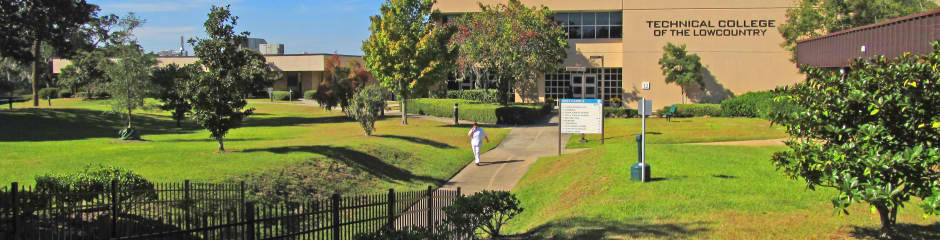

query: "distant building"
xmin=241 ymin=38 xmax=267 ymax=52
xmin=260 ymin=43 xmax=284 ymax=55
xmin=156 ymin=50 xmax=186 ymax=57
xmin=52 ymin=53 xmax=366 ymax=95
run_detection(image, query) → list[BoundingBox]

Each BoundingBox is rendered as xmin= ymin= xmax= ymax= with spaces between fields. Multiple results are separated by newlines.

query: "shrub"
xmin=34 ymin=164 xmax=157 ymax=203
xmin=57 ymin=89 xmax=73 ymax=98
xmin=349 ymin=85 xmax=387 ymax=135
xmin=303 ymin=90 xmax=317 ymax=100
xmin=354 ymin=227 xmax=433 ymax=240
xmin=662 ymin=103 xmax=722 ymax=117
xmin=38 ymin=88 xmax=58 ymax=100
xmin=445 ymin=89 xmax=499 ymax=103
xmin=236 ymin=159 xmax=371 ymax=205
xmin=441 ymin=190 xmax=523 ymax=238
xmin=604 ymin=107 xmax=638 ymax=118
xmin=271 ymin=91 xmax=295 ymax=101
xmin=720 ymin=91 xmax=775 ymax=118
xmin=407 ymin=98 xmax=551 ymax=124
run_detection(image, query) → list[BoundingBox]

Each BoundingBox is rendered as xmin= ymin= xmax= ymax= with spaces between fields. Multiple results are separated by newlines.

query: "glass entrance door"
xmin=571 ymin=73 xmax=597 ymax=99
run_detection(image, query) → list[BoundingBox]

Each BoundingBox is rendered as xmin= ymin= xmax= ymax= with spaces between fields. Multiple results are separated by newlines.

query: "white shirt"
xmin=469 ymin=127 xmax=486 ymax=146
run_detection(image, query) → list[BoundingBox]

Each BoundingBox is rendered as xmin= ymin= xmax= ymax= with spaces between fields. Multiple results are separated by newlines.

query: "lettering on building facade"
xmin=646 ymin=19 xmax=776 ymax=37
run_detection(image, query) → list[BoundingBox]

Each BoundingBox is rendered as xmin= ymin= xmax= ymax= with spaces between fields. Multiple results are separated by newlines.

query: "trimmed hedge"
xmin=660 ymin=103 xmax=722 ymax=117
xmin=57 ymin=89 xmax=73 ymax=98
xmin=38 ymin=88 xmax=59 ymax=99
xmin=271 ymin=91 xmax=295 ymax=101
xmin=604 ymin=107 xmax=638 ymax=118
xmin=407 ymin=98 xmax=551 ymax=124
xmin=445 ymin=89 xmax=499 ymax=104
xmin=720 ymin=91 xmax=775 ymax=118
xmin=303 ymin=90 xmax=317 ymax=100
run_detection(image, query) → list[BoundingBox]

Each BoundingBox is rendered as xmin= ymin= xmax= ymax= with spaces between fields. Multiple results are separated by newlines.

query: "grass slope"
xmin=1 ymin=98 xmax=507 ymax=194
xmin=509 ymin=118 xmax=939 ymax=239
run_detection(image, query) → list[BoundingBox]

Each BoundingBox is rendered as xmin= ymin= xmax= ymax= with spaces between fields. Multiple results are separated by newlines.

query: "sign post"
xmin=559 ymin=99 xmax=603 ymax=156
xmin=632 ymin=98 xmax=653 ymax=182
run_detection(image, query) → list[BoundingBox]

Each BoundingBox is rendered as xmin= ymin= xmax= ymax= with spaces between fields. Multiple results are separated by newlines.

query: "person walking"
xmin=468 ymin=122 xmax=490 ymax=166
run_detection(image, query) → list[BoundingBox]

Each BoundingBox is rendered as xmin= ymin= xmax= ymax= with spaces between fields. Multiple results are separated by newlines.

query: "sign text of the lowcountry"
xmin=646 ymin=19 xmax=776 ymax=37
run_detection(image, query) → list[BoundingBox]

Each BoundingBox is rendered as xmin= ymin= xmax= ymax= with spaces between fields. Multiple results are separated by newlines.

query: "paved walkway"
xmin=441 ymin=115 xmax=583 ymax=194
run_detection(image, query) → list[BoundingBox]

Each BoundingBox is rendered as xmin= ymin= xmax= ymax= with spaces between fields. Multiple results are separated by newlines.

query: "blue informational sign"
xmin=559 ymin=99 xmax=603 ymax=134
xmin=560 ymin=99 xmax=601 ymax=104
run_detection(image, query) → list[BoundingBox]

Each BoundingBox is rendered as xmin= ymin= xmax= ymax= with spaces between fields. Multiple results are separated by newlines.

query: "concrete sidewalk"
xmin=442 ymin=115 xmax=582 ymax=194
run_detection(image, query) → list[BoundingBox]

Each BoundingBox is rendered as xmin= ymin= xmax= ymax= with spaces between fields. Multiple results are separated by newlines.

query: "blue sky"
xmin=90 ymin=0 xmax=383 ymax=55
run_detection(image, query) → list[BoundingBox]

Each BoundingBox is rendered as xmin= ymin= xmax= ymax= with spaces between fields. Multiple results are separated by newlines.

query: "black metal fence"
xmin=0 ymin=181 xmax=460 ymax=240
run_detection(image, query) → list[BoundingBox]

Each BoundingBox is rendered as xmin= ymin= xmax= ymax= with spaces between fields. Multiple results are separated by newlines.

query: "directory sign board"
xmin=560 ymin=99 xmax=603 ymax=134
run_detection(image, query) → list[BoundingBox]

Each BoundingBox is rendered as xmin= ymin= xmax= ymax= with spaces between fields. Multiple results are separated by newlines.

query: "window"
xmin=543 ymin=68 xmax=623 ymax=103
xmin=554 ymin=11 xmax=622 ymax=39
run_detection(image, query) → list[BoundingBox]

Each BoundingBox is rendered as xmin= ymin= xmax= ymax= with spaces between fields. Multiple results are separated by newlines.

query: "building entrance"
xmin=572 ymin=73 xmax=597 ymax=99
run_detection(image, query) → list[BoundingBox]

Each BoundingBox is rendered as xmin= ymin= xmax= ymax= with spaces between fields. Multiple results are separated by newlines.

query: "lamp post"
xmin=589 ymin=56 xmax=605 ymax=105
xmin=590 ymin=56 xmax=605 ymax=144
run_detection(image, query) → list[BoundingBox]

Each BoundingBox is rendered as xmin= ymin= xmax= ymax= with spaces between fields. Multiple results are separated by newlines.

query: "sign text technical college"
xmin=647 ymin=19 xmax=777 ymax=37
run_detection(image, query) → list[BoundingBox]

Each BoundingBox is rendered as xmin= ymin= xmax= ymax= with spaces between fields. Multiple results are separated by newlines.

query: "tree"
xmin=103 ymin=45 xmax=157 ymax=137
xmin=186 ymin=5 xmax=274 ymax=151
xmin=658 ymin=43 xmax=703 ymax=104
xmin=60 ymin=13 xmax=145 ymax=98
xmin=772 ymin=43 xmax=940 ymax=233
xmin=152 ymin=63 xmax=197 ymax=127
xmin=313 ymin=54 xmax=370 ymax=112
xmin=779 ymin=0 xmax=937 ymax=60
xmin=363 ymin=0 xmax=455 ymax=125
xmin=58 ymin=49 xmax=109 ymax=98
xmin=0 ymin=0 xmax=98 ymax=106
xmin=0 ymin=57 xmax=29 ymax=95
xmin=449 ymin=0 xmax=568 ymax=105
xmin=349 ymin=85 xmax=388 ymax=136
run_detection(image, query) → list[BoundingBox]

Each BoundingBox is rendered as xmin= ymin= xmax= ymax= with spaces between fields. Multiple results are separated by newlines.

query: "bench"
xmin=664 ymin=105 xmax=677 ymax=122
xmin=0 ymin=96 xmax=20 ymax=110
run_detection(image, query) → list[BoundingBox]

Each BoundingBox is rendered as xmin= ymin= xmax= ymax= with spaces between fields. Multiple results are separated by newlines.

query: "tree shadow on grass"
xmin=374 ymin=134 xmax=455 ymax=149
xmin=242 ymin=145 xmax=446 ymax=185
xmin=521 ymin=217 xmax=711 ymax=240
xmin=0 ymin=108 xmax=197 ymax=142
xmin=850 ymin=223 xmax=940 ymax=240
xmin=241 ymin=115 xmax=351 ymax=127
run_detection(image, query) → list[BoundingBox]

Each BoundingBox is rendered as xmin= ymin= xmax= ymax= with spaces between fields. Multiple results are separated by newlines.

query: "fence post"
xmin=239 ymin=181 xmax=246 ymax=220
xmin=184 ymin=179 xmax=191 ymax=230
xmin=245 ymin=202 xmax=255 ymax=240
xmin=10 ymin=182 xmax=17 ymax=240
xmin=427 ymin=186 xmax=433 ymax=231
xmin=387 ymin=188 xmax=395 ymax=230
xmin=332 ymin=194 xmax=341 ymax=240
xmin=110 ymin=179 xmax=119 ymax=238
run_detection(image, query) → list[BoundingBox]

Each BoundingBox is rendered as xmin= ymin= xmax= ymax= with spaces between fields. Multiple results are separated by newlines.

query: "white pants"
xmin=472 ymin=145 xmax=481 ymax=164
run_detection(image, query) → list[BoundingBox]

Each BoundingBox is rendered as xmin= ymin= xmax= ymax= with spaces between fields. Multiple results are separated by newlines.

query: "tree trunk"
xmin=874 ymin=203 xmax=897 ymax=233
xmin=217 ymin=137 xmax=225 ymax=152
xmin=400 ymin=81 xmax=408 ymax=125
xmin=31 ymin=39 xmax=40 ymax=107
xmin=127 ymin=108 xmax=133 ymax=128
xmin=176 ymin=117 xmax=182 ymax=127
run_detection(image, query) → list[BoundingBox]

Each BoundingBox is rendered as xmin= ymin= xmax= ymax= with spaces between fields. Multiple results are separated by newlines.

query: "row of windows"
xmin=544 ymin=68 xmax=624 ymax=101
xmin=553 ymin=12 xmax=623 ymax=39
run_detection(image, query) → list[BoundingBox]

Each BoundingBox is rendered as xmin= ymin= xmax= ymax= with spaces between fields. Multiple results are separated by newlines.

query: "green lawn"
xmin=509 ymin=118 xmax=939 ymax=239
xmin=1 ymin=98 xmax=508 ymax=194
xmin=567 ymin=117 xmax=788 ymax=149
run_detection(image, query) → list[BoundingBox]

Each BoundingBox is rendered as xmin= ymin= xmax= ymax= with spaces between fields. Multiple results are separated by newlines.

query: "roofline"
xmin=796 ymin=8 xmax=940 ymax=44
xmin=153 ymin=53 xmax=363 ymax=58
